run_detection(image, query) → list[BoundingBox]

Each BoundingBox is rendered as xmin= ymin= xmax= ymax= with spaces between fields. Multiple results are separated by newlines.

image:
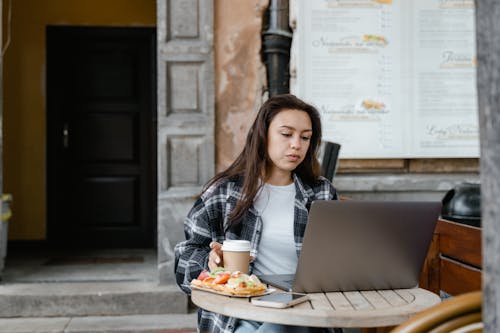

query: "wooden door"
xmin=47 ymin=26 xmax=156 ymax=248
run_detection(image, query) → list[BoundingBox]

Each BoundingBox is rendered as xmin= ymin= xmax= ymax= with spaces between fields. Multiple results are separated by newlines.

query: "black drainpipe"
xmin=262 ymin=0 xmax=293 ymax=97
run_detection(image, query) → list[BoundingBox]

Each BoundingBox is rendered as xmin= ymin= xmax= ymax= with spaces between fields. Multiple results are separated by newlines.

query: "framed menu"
xmin=294 ymin=0 xmax=479 ymax=158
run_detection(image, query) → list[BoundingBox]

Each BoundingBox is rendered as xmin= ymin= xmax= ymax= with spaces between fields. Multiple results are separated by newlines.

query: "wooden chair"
xmin=391 ymin=291 xmax=482 ymax=333
xmin=419 ymin=218 xmax=482 ymax=296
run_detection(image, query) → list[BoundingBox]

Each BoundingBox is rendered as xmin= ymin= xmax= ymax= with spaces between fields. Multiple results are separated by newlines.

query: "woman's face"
xmin=266 ymin=108 xmax=312 ymax=183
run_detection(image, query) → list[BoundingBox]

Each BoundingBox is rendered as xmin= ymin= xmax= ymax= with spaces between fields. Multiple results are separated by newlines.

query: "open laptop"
xmin=258 ymin=200 xmax=441 ymax=293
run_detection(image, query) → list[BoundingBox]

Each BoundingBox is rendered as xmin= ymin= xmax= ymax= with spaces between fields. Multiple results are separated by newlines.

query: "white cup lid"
xmin=221 ymin=240 xmax=251 ymax=252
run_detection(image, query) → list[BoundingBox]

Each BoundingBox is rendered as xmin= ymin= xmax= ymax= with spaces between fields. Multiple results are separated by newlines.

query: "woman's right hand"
xmin=208 ymin=242 xmax=223 ymax=271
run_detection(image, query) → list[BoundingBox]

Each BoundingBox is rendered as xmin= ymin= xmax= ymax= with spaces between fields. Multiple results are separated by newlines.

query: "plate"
xmin=191 ymin=284 xmax=275 ymax=298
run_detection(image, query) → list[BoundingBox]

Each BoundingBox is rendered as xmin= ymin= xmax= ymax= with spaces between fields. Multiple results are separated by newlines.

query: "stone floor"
xmin=1 ymin=247 xmax=159 ymax=283
xmin=0 ymin=315 xmax=198 ymax=333
xmin=0 ymin=247 xmax=197 ymax=333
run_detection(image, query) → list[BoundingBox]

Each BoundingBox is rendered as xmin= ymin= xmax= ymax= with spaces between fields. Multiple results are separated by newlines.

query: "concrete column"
xmin=476 ymin=1 xmax=500 ymax=331
xmin=156 ymin=0 xmax=215 ymax=286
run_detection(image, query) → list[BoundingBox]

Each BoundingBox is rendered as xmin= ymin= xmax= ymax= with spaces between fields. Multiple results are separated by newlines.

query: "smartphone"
xmin=251 ymin=292 xmax=309 ymax=308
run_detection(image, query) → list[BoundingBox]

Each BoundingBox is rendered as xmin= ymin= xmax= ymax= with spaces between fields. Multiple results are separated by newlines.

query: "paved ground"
xmin=0 ymin=314 xmax=198 ymax=333
xmin=1 ymin=248 xmax=158 ymax=283
xmin=0 ymin=248 xmax=197 ymax=333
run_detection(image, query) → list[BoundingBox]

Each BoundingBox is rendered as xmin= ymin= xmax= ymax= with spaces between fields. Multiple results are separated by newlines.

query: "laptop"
xmin=258 ymin=200 xmax=441 ymax=293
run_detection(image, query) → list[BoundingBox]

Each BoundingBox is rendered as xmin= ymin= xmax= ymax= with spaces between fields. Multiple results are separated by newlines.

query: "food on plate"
xmin=191 ymin=267 xmax=267 ymax=296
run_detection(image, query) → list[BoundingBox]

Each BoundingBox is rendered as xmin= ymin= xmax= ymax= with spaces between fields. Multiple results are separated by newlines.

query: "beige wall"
xmin=2 ymin=0 xmax=155 ymax=240
xmin=214 ymin=0 xmax=269 ymax=172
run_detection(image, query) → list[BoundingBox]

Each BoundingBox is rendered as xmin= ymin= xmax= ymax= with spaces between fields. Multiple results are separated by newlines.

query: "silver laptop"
xmin=258 ymin=200 xmax=441 ymax=293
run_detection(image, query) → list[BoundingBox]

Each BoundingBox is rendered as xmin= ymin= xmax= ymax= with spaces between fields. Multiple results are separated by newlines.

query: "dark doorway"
xmin=47 ymin=26 xmax=157 ymax=248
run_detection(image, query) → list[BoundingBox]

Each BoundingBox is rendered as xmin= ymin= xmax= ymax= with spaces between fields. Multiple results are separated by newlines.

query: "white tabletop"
xmin=191 ymin=288 xmax=440 ymax=328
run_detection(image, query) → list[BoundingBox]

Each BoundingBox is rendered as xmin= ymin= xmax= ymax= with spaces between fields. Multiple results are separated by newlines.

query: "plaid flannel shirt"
xmin=174 ymin=173 xmax=338 ymax=333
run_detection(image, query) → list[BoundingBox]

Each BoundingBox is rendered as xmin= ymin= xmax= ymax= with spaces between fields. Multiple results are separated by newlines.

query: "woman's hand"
xmin=208 ymin=242 xmax=223 ymax=271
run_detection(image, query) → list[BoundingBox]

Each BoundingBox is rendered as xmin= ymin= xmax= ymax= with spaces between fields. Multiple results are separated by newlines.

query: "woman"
xmin=174 ymin=94 xmax=338 ymax=333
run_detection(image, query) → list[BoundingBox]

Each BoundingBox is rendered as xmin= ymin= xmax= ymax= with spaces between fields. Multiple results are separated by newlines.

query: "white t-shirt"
xmin=252 ymin=182 xmax=298 ymax=275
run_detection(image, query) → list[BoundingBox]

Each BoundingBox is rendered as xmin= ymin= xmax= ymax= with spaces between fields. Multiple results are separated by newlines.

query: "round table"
xmin=191 ymin=288 xmax=440 ymax=328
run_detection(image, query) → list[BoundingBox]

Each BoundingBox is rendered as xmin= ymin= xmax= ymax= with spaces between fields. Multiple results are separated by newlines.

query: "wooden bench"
xmin=419 ymin=218 xmax=482 ymax=296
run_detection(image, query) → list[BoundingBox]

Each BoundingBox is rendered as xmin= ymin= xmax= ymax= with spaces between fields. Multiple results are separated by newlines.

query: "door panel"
xmin=75 ymin=177 xmax=137 ymax=225
xmin=72 ymin=113 xmax=137 ymax=161
xmin=47 ymin=27 xmax=156 ymax=248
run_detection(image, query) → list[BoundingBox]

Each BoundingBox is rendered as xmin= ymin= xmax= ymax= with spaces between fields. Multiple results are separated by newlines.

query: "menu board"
xmin=295 ymin=0 xmax=479 ymax=158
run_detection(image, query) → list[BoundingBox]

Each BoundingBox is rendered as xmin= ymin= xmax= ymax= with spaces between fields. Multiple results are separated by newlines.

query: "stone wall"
xmin=156 ymin=0 xmax=215 ymax=288
xmin=214 ymin=0 xmax=269 ymax=172
xmin=157 ymin=0 xmax=269 ymax=287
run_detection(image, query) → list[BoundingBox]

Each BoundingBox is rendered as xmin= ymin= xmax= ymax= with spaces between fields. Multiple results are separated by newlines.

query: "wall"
xmin=156 ymin=0 xmax=215 ymax=286
xmin=3 ymin=0 xmax=479 ymax=241
xmin=214 ymin=0 xmax=269 ymax=172
xmin=156 ymin=0 xmax=270 ymax=285
xmin=2 ymin=0 xmax=155 ymax=240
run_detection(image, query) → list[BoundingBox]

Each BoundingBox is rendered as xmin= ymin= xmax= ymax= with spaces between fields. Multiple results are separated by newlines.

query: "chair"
xmin=320 ymin=141 xmax=341 ymax=181
xmin=391 ymin=291 xmax=482 ymax=333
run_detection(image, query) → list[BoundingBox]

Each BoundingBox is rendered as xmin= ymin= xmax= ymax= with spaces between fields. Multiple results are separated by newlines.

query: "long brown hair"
xmin=204 ymin=94 xmax=323 ymax=227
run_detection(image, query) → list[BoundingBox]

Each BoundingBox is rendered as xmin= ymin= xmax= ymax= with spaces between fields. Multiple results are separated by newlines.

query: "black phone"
xmin=251 ymin=292 xmax=309 ymax=308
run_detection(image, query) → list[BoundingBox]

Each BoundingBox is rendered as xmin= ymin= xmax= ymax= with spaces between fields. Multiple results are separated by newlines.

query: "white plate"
xmin=191 ymin=284 xmax=276 ymax=298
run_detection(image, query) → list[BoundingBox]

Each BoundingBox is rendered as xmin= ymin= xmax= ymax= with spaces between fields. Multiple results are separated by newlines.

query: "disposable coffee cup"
xmin=221 ymin=240 xmax=251 ymax=274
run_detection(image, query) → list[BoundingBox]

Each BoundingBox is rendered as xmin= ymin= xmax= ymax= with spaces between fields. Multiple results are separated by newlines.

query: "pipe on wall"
xmin=262 ymin=0 xmax=292 ymax=97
